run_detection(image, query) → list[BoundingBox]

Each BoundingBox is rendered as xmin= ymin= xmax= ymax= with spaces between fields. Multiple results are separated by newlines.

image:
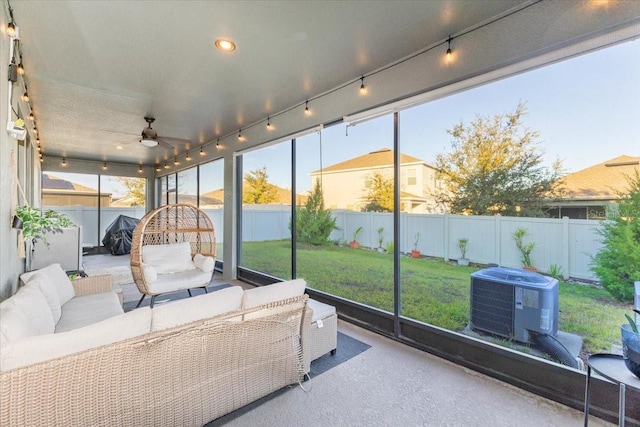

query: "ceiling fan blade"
xmin=157 ymin=139 xmax=177 ymax=151
xmin=157 ymin=136 xmax=191 ymax=146
xmin=100 ymin=128 xmax=139 ymax=136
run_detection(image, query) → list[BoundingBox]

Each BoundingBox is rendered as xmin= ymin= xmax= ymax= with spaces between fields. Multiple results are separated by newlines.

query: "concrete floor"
xmin=82 ymin=254 xmax=612 ymax=426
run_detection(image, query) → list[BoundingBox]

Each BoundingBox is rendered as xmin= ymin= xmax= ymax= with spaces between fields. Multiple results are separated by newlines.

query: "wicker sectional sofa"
xmin=0 ymin=264 xmax=311 ymax=426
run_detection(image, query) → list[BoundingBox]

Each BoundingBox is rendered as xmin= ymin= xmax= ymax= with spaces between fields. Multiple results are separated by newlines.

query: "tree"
xmin=432 ymin=103 xmax=564 ymax=217
xmin=363 ymin=171 xmax=393 ymax=212
xmin=114 ymin=177 xmax=146 ymax=207
xmin=591 ymin=170 xmax=640 ymax=302
xmin=292 ymin=180 xmax=338 ymax=245
xmin=243 ymin=167 xmax=279 ymax=204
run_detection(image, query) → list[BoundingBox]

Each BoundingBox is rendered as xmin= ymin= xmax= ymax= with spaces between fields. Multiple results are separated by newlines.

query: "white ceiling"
xmin=11 ymin=0 xmax=530 ymax=166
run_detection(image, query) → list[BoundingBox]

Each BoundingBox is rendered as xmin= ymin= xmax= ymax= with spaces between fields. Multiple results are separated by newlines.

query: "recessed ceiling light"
xmin=215 ymin=38 xmax=236 ymax=52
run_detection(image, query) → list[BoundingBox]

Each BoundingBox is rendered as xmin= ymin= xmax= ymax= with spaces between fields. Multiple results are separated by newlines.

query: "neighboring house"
xmin=545 ymin=154 xmax=639 ymax=219
xmin=42 ymin=173 xmax=112 ymax=207
xmin=310 ymin=148 xmax=445 ymax=213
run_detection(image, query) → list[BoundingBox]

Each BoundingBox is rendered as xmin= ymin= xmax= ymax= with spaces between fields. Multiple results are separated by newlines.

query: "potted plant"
xmin=457 ymin=237 xmax=469 ymax=266
xmin=377 ymin=227 xmax=385 ymax=253
xmin=622 ymin=309 xmax=640 ymax=378
xmin=411 ymin=232 xmax=421 ymax=258
xmin=14 ymin=205 xmax=75 ymax=270
xmin=512 ymin=227 xmax=536 ymax=272
xmin=350 ymin=226 xmax=363 ymax=249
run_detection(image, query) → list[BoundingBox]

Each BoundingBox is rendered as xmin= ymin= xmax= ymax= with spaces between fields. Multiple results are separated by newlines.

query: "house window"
xmin=407 ymin=168 xmax=417 ymax=186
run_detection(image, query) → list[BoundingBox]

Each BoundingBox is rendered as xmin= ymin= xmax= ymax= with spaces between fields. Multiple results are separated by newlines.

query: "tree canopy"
xmin=432 ymin=103 xmax=564 ymax=217
xmin=363 ymin=171 xmax=394 ymax=212
xmin=114 ymin=177 xmax=146 ymax=207
xmin=243 ymin=167 xmax=279 ymax=204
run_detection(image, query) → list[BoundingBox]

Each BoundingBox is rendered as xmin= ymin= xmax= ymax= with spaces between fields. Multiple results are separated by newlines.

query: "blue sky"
xmin=245 ymin=38 xmax=640 ymax=193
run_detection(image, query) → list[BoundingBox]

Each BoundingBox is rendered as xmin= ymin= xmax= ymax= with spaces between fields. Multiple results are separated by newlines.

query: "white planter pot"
xmin=457 ymin=257 xmax=470 ymax=266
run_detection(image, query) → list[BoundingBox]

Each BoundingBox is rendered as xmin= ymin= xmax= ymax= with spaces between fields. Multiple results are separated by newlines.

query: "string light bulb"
xmin=102 ymin=162 xmax=107 ymax=170
xmin=174 ymin=157 xmax=180 ymax=166
xmin=304 ymin=100 xmax=310 ymax=115
xmin=199 ymin=145 xmax=206 ymax=156
xmin=155 ymin=164 xmax=161 ymax=172
xmin=164 ymin=161 xmax=169 ymax=169
xmin=216 ymin=138 xmax=220 ymax=149
xmin=22 ymin=87 xmax=29 ymax=102
xmin=446 ymin=36 xmax=452 ymax=61
xmin=32 ymin=126 xmax=37 ymax=135
xmin=17 ymin=62 xmax=24 ymax=75
xmin=62 ymin=158 xmax=67 ymax=167
xmin=267 ymin=116 xmax=271 ymax=129
xmin=36 ymin=144 xmax=41 ymax=152
xmin=238 ymin=129 xmax=243 ymax=140
xmin=185 ymin=151 xmax=192 ymax=161
xmin=6 ymin=22 xmax=16 ymax=38
xmin=138 ymin=165 xmax=143 ymax=173
xmin=28 ymin=112 xmax=34 ymax=121
xmin=360 ymin=76 xmax=366 ymax=93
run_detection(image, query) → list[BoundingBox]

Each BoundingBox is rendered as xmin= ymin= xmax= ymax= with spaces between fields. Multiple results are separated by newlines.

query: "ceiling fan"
xmin=103 ymin=117 xmax=191 ymax=150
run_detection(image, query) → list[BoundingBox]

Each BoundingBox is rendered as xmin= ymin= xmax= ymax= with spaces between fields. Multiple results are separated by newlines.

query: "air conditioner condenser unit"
xmin=470 ymin=267 xmax=559 ymax=344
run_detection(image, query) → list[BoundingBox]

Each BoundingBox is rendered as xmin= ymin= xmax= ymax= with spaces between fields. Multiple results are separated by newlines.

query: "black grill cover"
xmin=102 ymin=215 xmax=140 ymax=255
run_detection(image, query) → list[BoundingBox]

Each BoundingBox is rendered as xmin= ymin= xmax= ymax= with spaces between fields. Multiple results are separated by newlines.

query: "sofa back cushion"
xmin=24 ymin=272 xmax=62 ymax=323
xmin=8 ymin=284 xmax=55 ymax=336
xmin=242 ymin=279 xmax=306 ymax=309
xmin=151 ymin=286 xmax=244 ymax=331
xmin=20 ymin=263 xmax=75 ymax=305
xmin=142 ymin=242 xmax=195 ymax=274
xmin=0 ymin=307 xmax=152 ymax=371
xmin=0 ymin=303 xmax=33 ymax=345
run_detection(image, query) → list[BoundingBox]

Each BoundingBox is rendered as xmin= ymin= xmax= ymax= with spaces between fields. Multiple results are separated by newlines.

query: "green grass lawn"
xmin=241 ymin=240 xmax=629 ymax=354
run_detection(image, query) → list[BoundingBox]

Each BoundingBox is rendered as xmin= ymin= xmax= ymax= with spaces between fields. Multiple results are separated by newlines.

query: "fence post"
xmin=495 ymin=214 xmax=501 ymax=266
xmin=562 ymin=216 xmax=570 ymax=279
xmin=443 ymin=213 xmax=450 ymax=261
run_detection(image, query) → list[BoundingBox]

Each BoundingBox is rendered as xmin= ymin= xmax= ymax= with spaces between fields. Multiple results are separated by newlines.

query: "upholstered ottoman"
xmin=307 ymin=299 xmax=337 ymax=362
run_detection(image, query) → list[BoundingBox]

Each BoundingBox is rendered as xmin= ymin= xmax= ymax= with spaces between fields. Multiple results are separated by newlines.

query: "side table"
xmin=584 ymin=353 xmax=640 ymax=427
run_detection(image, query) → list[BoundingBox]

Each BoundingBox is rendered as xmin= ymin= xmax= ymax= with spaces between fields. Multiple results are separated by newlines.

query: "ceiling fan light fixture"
xmin=140 ymin=138 xmax=158 ymax=147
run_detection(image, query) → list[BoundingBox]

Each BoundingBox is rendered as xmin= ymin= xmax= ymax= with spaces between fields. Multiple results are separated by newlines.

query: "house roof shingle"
xmin=559 ymin=154 xmax=639 ymax=200
xmin=311 ymin=148 xmax=429 ymax=174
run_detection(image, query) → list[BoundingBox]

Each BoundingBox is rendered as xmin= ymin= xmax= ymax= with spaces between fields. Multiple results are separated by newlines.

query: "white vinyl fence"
xmin=241 ymin=208 xmax=604 ymax=281
xmin=49 ymin=205 xmax=604 ymax=280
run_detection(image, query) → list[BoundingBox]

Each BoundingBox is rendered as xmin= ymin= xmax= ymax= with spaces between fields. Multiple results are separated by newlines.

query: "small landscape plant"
xmin=512 ymin=227 xmax=535 ymax=268
xmin=414 ymin=232 xmax=420 ymax=250
xmin=457 ymin=238 xmax=468 ymax=259
xmin=386 ymin=241 xmax=394 ymax=254
xmin=626 ymin=309 xmax=640 ymax=333
xmin=547 ymin=264 xmax=564 ymax=280
xmin=352 ymin=226 xmax=363 ymax=243
xmin=291 ymin=180 xmax=338 ymax=245
xmin=377 ymin=226 xmax=385 ymax=249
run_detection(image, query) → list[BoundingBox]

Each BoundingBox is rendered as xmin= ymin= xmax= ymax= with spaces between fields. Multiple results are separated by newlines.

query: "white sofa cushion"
xmin=242 ymin=279 xmax=306 ymax=308
xmin=20 ymin=263 xmax=75 ymax=305
xmin=146 ymin=269 xmax=212 ymax=294
xmin=0 ymin=307 xmax=152 ymax=371
xmin=10 ymin=284 xmax=55 ymax=336
xmin=142 ymin=263 xmax=158 ymax=284
xmin=307 ymin=299 xmax=336 ymax=323
xmin=193 ymin=253 xmax=215 ymax=272
xmin=142 ymin=242 xmax=195 ymax=274
xmin=0 ymin=303 xmax=33 ymax=344
xmin=24 ymin=272 xmax=62 ymax=323
xmin=55 ymin=291 xmax=124 ymax=333
xmin=151 ymin=286 xmax=244 ymax=331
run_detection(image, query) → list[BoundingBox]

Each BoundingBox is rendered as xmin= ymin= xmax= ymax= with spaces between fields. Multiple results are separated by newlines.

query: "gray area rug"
xmin=206 ymin=331 xmax=371 ymax=426
xmin=123 ymin=284 xmax=234 ymax=311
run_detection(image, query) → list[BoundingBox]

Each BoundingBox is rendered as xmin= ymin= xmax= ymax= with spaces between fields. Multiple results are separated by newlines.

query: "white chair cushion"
xmin=24 ymin=272 xmax=62 ymax=323
xmin=0 ymin=307 xmax=152 ymax=371
xmin=242 ymin=279 xmax=306 ymax=308
xmin=193 ymin=254 xmax=215 ymax=272
xmin=55 ymin=292 xmax=124 ymax=333
xmin=142 ymin=242 xmax=195 ymax=274
xmin=151 ymin=286 xmax=244 ymax=331
xmin=146 ymin=269 xmax=212 ymax=294
xmin=20 ymin=263 xmax=75 ymax=305
xmin=142 ymin=263 xmax=158 ymax=284
xmin=10 ymin=284 xmax=55 ymax=336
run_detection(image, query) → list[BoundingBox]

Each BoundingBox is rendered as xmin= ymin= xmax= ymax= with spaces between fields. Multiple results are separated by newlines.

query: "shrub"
xmin=591 ymin=170 xmax=640 ymax=302
xmin=291 ymin=181 xmax=338 ymax=245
